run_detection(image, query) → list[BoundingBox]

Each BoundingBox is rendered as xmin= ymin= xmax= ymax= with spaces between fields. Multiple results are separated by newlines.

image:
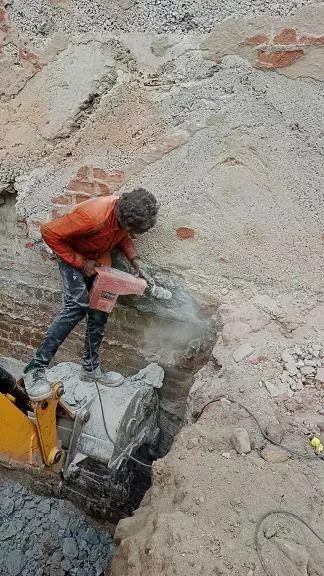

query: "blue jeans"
xmin=31 ymin=260 xmax=109 ymax=371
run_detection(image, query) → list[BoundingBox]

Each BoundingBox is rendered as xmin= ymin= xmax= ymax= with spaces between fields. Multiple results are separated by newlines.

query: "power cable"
xmin=195 ymin=396 xmax=324 ymax=461
xmin=254 ymin=510 xmax=324 ymax=576
xmin=87 ymin=320 xmax=153 ymax=470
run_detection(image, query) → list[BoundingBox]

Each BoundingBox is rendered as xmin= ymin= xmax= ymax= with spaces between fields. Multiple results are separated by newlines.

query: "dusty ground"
xmin=112 ymin=294 xmax=324 ymax=575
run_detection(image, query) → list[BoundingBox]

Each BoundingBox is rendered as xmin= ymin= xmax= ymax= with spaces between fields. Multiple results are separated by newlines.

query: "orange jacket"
xmin=41 ymin=196 xmax=137 ymax=269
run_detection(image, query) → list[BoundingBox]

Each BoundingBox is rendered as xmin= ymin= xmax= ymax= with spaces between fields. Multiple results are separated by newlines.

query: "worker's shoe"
xmin=80 ymin=366 xmax=124 ymax=387
xmin=23 ymin=367 xmax=52 ymax=401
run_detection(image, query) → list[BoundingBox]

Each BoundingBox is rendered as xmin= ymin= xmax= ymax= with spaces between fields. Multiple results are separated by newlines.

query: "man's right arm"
xmin=41 ymin=209 xmax=95 ymax=270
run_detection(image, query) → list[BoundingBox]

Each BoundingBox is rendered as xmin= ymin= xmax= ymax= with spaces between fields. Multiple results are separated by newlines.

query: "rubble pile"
xmin=0 ymin=479 xmax=114 ymax=576
xmin=264 ymin=343 xmax=324 ymax=398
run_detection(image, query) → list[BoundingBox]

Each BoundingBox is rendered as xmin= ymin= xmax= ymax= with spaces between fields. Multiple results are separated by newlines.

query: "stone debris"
xmin=0 ymin=479 xmax=114 ymax=576
xmin=264 ymin=422 xmax=284 ymax=445
xmin=221 ymin=452 xmax=231 ymax=459
xmin=6 ymin=0 xmax=323 ymax=40
xmin=261 ymin=446 xmax=290 ymax=463
xmin=264 ymin=379 xmax=293 ymax=399
xmin=265 ymin=343 xmax=324 ymax=399
xmin=230 ymin=428 xmax=251 ymax=454
xmin=233 ymin=344 xmax=254 ymax=363
xmin=315 ymin=367 xmax=324 ymax=385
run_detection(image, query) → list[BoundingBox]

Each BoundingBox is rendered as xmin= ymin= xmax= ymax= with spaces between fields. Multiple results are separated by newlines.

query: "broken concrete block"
xmin=129 ymin=363 xmax=164 ymax=388
xmin=300 ymin=365 xmax=315 ymax=376
xmin=231 ymin=428 xmax=251 ymax=454
xmin=264 ymin=379 xmax=293 ymax=399
xmin=281 ymin=349 xmax=298 ymax=376
xmin=232 ymin=344 xmax=254 ymax=363
xmin=261 ymin=447 xmax=290 ymax=463
xmin=315 ymin=367 xmax=324 ymax=385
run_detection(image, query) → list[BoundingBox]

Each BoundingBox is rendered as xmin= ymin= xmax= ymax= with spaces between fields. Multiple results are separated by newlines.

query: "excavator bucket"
xmin=0 ymin=357 xmax=163 ymax=521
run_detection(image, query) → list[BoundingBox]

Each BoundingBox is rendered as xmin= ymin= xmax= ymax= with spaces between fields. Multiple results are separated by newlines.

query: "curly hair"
xmin=117 ymin=188 xmax=159 ymax=233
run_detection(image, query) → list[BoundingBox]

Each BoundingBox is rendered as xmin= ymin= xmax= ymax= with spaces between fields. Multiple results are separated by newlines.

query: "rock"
xmin=264 ymin=379 xmax=293 ymax=399
xmin=63 ymin=537 xmax=78 ymax=560
xmin=261 ymin=446 xmax=290 ymax=463
xmin=300 ymin=366 xmax=315 ymax=376
xmin=2 ymin=523 xmax=18 ymax=540
xmin=38 ymin=500 xmax=51 ymax=514
xmin=304 ymin=359 xmax=317 ymax=367
xmin=281 ymin=350 xmax=298 ymax=376
xmin=84 ymin=527 xmax=99 ymax=546
xmin=290 ymin=379 xmax=304 ymax=392
xmin=265 ymin=422 xmax=284 ymax=444
xmin=233 ymin=344 xmax=254 ymax=363
xmin=221 ymin=452 xmax=231 ymax=459
xmin=315 ymin=367 xmax=324 ymax=384
xmin=61 ymin=558 xmax=72 ymax=572
xmin=231 ymin=428 xmax=251 ymax=454
xmin=130 ymin=362 xmax=164 ymax=388
xmin=2 ymin=497 xmax=15 ymax=515
xmin=6 ymin=550 xmax=27 ymax=576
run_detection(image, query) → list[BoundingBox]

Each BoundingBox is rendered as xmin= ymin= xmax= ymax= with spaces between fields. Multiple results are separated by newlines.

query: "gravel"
xmin=6 ymin=0 xmax=324 ymax=44
xmin=0 ymin=478 xmax=114 ymax=576
xmin=265 ymin=342 xmax=324 ymax=399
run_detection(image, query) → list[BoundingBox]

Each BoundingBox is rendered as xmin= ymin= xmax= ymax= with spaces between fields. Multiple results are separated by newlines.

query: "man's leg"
xmin=24 ymin=260 xmax=89 ymax=400
xmin=82 ymin=309 xmax=109 ymax=372
xmin=81 ymin=308 xmax=123 ymax=387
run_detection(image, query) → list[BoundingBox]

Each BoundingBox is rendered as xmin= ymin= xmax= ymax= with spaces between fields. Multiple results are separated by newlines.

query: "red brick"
xmin=33 ymin=63 xmax=43 ymax=73
xmin=273 ymin=28 xmax=297 ymax=45
xmin=75 ymin=194 xmax=91 ymax=204
xmin=255 ymin=49 xmax=304 ymax=69
xmin=51 ymin=194 xmax=73 ymax=205
xmin=51 ymin=208 xmax=65 ymax=219
xmin=25 ymin=241 xmax=35 ymax=249
xmin=93 ymin=168 xmax=109 ymax=180
xmin=19 ymin=47 xmax=39 ymax=64
xmin=176 ymin=227 xmax=195 ymax=240
xmin=298 ymin=35 xmax=324 ymax=46
xmin=103 ymin=170 xmax=126 ymax=183
xmin=68 ymin=180 xmax=97 ymax=194
xmin=96 ymin=183 xmax=111 ymax=196
xmin=246 ymin=34 xmax=270 ymax=45
xmin=76 ymin=165 xmax=90 ymax=179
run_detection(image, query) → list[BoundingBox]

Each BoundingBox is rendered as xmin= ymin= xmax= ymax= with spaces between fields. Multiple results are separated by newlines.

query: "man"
xmin=23 ymin=188 xmax=159 ymax=402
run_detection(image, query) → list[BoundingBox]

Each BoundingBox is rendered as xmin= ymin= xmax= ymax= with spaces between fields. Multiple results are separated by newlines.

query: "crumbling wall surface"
xmin=1 ymin=3 xmax=324 ymax=369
